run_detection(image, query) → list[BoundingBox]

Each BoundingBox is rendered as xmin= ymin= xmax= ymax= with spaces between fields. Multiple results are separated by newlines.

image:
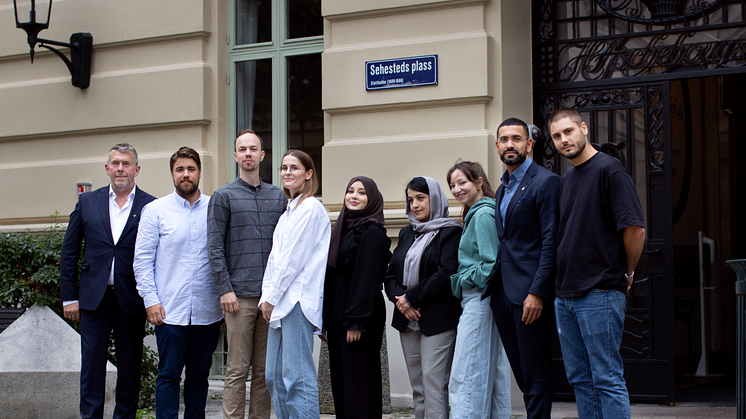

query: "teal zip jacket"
xmin=450 ymin=197 xmax=499 ymax=299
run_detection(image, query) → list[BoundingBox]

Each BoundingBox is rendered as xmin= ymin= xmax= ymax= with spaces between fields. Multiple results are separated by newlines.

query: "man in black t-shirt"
xmin=549 ymin=108 xmax=645 ymax=419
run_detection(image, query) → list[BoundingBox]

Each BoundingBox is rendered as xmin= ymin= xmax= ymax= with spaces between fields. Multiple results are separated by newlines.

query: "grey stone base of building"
xmin=0 ymin=371 xmax=116 ymax=419
xmin=0 ymin=304 xmax=117 ymax=419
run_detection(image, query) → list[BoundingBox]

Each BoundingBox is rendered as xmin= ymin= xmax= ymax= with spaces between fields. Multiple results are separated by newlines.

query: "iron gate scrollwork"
xmin=533 ymin=0 xmax=746 ymax=85
xmin=535 ymin=85 xmax=663 ymax=173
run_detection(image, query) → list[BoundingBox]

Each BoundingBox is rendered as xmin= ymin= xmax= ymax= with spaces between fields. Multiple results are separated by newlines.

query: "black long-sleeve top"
xmin=384 ymin=225 xmax=462 ymax=336
xmin=323 ymin=222 xmax=392 ymax=332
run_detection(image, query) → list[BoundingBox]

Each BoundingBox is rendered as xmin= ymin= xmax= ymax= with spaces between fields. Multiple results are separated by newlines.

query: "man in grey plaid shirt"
xmin=208 ymin=129 xmax=287 ymax=419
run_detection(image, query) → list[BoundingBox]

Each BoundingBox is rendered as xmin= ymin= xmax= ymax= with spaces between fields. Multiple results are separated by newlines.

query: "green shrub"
xmin=0 ymin=214 xmax=158 ymax=411
xmin=0 ymin=215 xmax=67 ymax=319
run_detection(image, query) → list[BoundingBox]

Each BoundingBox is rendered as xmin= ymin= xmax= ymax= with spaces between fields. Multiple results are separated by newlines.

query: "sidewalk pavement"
xmin=199 ymin=380 xmax=737 ymax=419
xmin=202 ymin=398 xmax=737 ymax=418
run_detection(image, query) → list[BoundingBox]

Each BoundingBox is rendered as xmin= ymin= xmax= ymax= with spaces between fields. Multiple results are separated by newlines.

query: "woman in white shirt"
xmin=259 ymin=149 xmax=331 ymax=419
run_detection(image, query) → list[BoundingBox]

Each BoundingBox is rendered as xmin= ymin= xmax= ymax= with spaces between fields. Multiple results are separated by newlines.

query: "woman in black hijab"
xmin=324 ymin=176 xmax=391 ymax=418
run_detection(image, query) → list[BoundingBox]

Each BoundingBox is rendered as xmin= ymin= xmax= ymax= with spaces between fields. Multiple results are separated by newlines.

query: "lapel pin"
xmin=133 ymin=214 xmax=137 ymax=217
xmin=522 ymin=187 xmax=525 ymax=191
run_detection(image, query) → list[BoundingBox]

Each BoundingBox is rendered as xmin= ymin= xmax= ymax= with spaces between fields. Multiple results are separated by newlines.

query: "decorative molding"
xmin=0 ymin=216 xmax=68 ymax=226
xmin=0 ymin=31 xmax=210 ymax=65
xmin=324 ymin=96 xmax=493 ymax=116
xmin=0 ymin=120 xmax=211 ymax=144
xmin=324 ymin=0 xmax=491 ymax=23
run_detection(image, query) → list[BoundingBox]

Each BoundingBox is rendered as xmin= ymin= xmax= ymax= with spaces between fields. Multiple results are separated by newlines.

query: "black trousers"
xmin=326 ymin=319 xmax=383 ymax=419
xmin=492 ymin=283 xmax=555 ymax=419
xmin=79 ymin=287 xmax=146 ymax=419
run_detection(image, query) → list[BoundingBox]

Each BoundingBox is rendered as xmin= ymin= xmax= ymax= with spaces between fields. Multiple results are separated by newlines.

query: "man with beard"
xmin=549 ymin=108 xmax=645 ymax=419
xmin=483 ymin=117 xmax=559 ymax=419
xmin=134 ymin=146 xmax=223 ymax=419
xmin=207 ymin=129 xmax=286 ymax=419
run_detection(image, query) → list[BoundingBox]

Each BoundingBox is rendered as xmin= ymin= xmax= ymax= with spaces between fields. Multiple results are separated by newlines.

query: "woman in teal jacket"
xmin=447 ymin=161 xmax=511 ymax=419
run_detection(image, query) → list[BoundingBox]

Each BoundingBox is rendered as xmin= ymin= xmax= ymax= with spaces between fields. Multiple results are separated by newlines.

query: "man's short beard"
xmin=500 ymin=150 xmax=527 ymax=166
xmin=240 ymin=162 xmax=258 ymax=172
xmin=176 ymin=181 xmax=198 ymax=197
xmin=558 ymin=133 xmax=587 ymax=160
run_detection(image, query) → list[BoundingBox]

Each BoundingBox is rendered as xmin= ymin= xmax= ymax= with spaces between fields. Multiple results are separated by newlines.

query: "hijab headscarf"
xmin=403 ymin=176 xmax=461 ymax=288
xmin=327 ymin=176 xmax=385 ymax=269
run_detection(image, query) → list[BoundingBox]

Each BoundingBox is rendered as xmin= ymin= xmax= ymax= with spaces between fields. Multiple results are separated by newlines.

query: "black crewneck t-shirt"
xmin=555 ymin=152 xmax=645 ymax=298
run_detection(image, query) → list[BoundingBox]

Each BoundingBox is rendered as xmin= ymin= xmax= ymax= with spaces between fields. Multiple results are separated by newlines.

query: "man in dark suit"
xmin=60 ymin=143 xmax=156 ymax=419
xmin=485 ymin=118 xmax=560 ymax=419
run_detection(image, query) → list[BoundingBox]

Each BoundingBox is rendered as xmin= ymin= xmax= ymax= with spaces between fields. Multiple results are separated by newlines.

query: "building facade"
xmin=1 ymin=0 xmax=744 ymax=403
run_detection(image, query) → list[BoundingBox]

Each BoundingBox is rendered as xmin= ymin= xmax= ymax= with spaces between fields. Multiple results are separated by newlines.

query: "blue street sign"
xmin=365 ymin=55 xmax=438 ymax=91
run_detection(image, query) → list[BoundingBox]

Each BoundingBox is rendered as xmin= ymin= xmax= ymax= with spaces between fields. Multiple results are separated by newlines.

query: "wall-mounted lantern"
xmin=13 ymin=0 xmax=92 ymax=89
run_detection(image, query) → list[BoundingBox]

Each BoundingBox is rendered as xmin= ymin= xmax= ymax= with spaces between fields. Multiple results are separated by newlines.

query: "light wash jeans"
xmin=449 ymin=288 xmax=512 ymax=419
xmin=555 ymin=289 xmax=631 ymax=419
xmin=265 ymin=303 xmax=320 ymax=419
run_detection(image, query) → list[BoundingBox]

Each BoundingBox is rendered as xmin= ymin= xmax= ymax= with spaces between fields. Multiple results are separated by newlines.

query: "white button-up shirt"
xmin=63 ymin=183 xmax=136 ymax=306
xmin=134 ymin=190 xmax=222 ymax=326
xmin=259 ymin=195 xmax=330 ymax=333
xmin=108 ymin=184 xmax=136 ymax=285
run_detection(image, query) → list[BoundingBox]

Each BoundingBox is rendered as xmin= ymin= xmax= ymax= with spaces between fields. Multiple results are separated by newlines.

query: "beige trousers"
xmin=222 ymin=297 xmax=271 ymax=419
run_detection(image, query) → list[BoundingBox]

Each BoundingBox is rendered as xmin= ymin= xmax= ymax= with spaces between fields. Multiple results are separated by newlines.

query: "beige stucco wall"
xmin=320 ymin=0 xmax=533 ymax=399
xmin=321 ymin=0 xmax=534 ymax=217
xmin=0 ymin=0 xmax=227 ymax=227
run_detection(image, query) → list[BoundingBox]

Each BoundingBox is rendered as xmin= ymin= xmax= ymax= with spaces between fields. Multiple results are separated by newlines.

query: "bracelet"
xmin=624 ymin=271 xmax=634 ymax=279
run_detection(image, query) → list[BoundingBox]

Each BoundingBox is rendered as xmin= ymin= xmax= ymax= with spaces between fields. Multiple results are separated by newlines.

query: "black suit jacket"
xmin=384 ymin=225 xmax=462 ymax=336
xmin=60 ymin=185 xmax=156 ymax=314
xmin=486 ymin=160 xmax=560 ymax=305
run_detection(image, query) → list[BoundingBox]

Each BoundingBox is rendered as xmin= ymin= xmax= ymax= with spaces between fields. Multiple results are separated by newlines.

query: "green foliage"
xmin=135 ymin=407 xmax=155 ymax=419
xmin=139 ymin=324 xmax=159 ymax=409
xmin=0 ymin=214 xmax=67 ymax=321
xmin=0 ymin=213 xmax=159 ymax=411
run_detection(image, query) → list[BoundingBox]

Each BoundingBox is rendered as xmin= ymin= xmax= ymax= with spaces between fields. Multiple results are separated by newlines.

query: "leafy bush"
xmin=139 ymin=325 xmax=159 ymax=409
xmin=0 ymin=216 xmax=67 ymax=319
xmin=0 ymin=214 xmax=158 ymax=411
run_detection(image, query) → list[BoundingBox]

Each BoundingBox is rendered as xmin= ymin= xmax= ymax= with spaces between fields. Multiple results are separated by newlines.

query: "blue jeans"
xmin=555 ymin=289 xmax=631 ymax=419
xmin=154 ymin=321 xmax=221 ymax=419
xmin=449 ymin=288 xmax=512 ymax=419
xmin=265 ymin=303 xmax=320 ymax=419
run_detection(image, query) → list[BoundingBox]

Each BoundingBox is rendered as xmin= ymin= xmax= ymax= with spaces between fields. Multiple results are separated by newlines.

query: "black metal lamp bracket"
xmin=36 ymin=32 xmax=92 ymax=89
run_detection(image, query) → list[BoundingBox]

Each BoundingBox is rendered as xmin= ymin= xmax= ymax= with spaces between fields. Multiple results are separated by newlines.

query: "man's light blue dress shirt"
xmin=134 ymin=190 xmax=222 ymax=326
xmin=499 ymin=157 xmax=533 ymax=227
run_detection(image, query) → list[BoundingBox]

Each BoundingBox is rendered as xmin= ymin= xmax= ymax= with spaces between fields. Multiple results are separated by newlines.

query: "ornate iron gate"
xmin=531 ymin=0 xmax=746 ymax=402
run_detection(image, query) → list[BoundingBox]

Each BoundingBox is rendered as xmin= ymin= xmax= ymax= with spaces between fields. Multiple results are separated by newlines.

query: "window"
xmin=229 ymin=0 xmax=324 ymax=191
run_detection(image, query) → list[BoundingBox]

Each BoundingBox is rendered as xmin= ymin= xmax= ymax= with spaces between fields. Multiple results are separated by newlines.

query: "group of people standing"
xmin=59 ymin=106 xmax=645 ymax=419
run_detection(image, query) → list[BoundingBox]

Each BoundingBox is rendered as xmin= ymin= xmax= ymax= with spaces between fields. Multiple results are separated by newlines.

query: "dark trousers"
xmin=326 ymin=319 xmax=383 ymax=419
xmin=79 ymin=287 xmax=146 ymax=419
xmin=492 ymin=283 xmax=554 ymax=419
xmin=154 ymin=321 xmax=221 ymax=419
